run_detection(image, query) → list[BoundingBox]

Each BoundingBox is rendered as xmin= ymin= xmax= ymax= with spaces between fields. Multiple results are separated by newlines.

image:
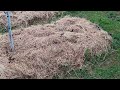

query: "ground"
xmin=52 ymin=11 xmax=120 ymax=79
xmin=0 ymin=11 xmax=120 ymax=79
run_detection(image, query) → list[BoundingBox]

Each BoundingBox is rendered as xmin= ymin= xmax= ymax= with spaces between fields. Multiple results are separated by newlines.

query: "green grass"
xmin=0 ymin=26 xmax=7 ymax=35
xmin=1 ymin=11 xmax=120 ymax=79
xmin=53 ymin=11 xmax=120 ymax=79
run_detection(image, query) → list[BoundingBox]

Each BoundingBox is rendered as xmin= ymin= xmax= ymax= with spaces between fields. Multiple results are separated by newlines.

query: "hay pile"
xmin=0 ymin=11 xmax=59 ymax=29
xmin=0 ymin=16 xmax=112 ymax=79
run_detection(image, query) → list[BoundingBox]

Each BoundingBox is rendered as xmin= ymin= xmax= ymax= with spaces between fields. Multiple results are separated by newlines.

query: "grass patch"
xmin=0 ymin=26 xmax=7 ymax=35
xmin=1 ymin=11 xmax=120 ymax=79
xmin=52 ymin=11 xmax=120 ymax=79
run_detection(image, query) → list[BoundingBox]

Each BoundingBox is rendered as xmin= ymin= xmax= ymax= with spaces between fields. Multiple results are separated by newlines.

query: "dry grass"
xmin=0 ymin=16 xmax=112 ymax=79
xmin=0 ymin=11 xmax=59 ymax=29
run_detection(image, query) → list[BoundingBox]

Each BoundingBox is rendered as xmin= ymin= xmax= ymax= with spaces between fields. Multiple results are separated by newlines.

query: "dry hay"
xmin=0 ymin=11 xmax=59 ymax=29
xmin=0 ymin=16 xmax=112 ymax=79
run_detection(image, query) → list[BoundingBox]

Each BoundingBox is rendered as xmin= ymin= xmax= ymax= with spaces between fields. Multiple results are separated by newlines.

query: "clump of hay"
xmin=0 ymin=16 xmax=112 ymax=79
xmin=0 ymin=11 xmax=59 ymax=29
